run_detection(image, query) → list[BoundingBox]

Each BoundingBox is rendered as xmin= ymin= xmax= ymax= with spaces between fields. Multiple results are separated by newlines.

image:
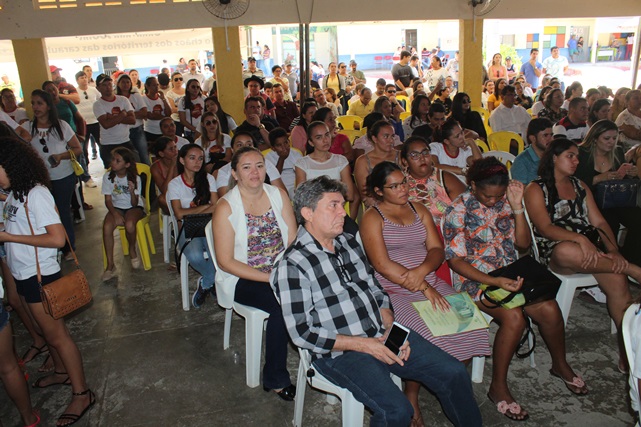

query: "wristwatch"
xmin=259 ymin=124 xmax=266 ymax=130
xmin=461 ymin=167 xmax=469 ymax=175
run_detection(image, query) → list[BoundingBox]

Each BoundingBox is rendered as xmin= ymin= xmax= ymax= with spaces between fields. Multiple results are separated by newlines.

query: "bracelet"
xmin=512 ymin=208 xmax=524 ymax=215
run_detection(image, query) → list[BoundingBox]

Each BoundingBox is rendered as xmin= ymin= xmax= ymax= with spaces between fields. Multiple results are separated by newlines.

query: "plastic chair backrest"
xmin=475 ymin=139 xmax=491 ymax=153
xmin=488 ymin=131 xmax=524 ymax=154
xmin=623 ymin=304 xmax=641 ymax=414
xmin=166 ymin=197 xmax=181 ymax=246
xmin=338 ymin=129 xmax=364 ymax=143
xmin=135 ymin=163 xmax=152 ymax=214
xmin=337 ymin=115 xmax=363 ymax=131
xmin=399 ymin=111 xmax=411 ymax=121
xmin=207 ymin=219 xmax=235 ymax=309
xmin=483 ymin=150 xmax=516 ymax=169
xmin=471 ymin=107 xmax=489 ymax=121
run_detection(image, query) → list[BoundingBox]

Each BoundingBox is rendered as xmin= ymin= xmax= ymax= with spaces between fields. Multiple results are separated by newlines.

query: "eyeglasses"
xmin=83 ymin=91 xmax=88 ymax=99
xmin=204 ymin=120 xmax=218 ymax=126
xmin=462 ymin=99 xmax=471 ymax=104
xmin=408 ymin=149 xmax=430 ymax=160
xmin=174 ymin=77 xmax=183 ymax=82
xmin=383 ymin=178 xmax=409 ymax=191
xmin=39 ymin=138 xmax=49 ymax=153
xmin=333 ymin=254 xmax=352 ymax=283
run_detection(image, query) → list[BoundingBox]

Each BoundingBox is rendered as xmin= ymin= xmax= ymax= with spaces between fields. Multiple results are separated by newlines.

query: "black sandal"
xmin=57 ymin=389 xmax=95 ymax=426
xmin=32 ymin=371 xmax=71 ymax=388
xmin=21 ymin=344 xmax=48 ymax=364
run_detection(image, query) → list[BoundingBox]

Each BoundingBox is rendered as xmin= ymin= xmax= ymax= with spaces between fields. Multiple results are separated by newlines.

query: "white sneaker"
xmin=85 ymin=178 xmax=97 ymax=188
xmin=581 ymin=287 xmax=607 ymax=304
xmin=131 ymin=256 xmax=142 ymax=270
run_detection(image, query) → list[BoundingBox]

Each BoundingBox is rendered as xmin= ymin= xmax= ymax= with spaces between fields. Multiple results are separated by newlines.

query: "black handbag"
xmin=481 ymin=255 xmax=562 ymax=309
xmin=580 ymin=225 xmax=608 ymax=253
xmin=174 ymin=213 xmax=212 ymax=267
xmin=594 ymin=179 xmax=640 ymax=210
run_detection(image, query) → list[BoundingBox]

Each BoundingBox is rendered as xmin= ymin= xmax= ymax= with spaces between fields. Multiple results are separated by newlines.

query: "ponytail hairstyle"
xmin=177 ymin=144 xmax=210 ymax=206
xmin=108 ymin=147 xmax=138 ymax=190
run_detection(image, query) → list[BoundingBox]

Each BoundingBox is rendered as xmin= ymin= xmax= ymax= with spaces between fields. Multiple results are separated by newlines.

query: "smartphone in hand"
xmin=384 ymin=322 xmax=410 ymax=356
xmin=47 ymin=155 xmax=57 ymax=167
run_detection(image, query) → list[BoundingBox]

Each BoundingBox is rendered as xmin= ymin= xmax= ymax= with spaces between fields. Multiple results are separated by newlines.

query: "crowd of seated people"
xmin=4 ymin=52 xmax=641 ymax=427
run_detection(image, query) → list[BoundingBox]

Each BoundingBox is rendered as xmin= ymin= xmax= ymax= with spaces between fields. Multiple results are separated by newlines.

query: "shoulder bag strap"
xmin=24 ymin=197 xmax=80 ymax=287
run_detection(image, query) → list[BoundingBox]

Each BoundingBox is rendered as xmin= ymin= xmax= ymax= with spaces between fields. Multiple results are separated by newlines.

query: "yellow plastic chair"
xmin=399 ymin=111 xmax=411 ymax=121
xmin=338 ymin=129 xmax=364 ymax=144
xmin=395 ymin=94 xmax=410 ymax=109
xmin=337 ymin=115 xmax=364 ymax=131
xmin=488 ymin=131 xmax=525 ymax=155
xmin=102 ymin=163 xmax=156 ymax=271
xmin=475 ymin=139 xmax=491 ymax=153
xmin=471 ymin=106 xmax=490 ymax=122
xmin=526 ymin=108 xmax=534 ymax=117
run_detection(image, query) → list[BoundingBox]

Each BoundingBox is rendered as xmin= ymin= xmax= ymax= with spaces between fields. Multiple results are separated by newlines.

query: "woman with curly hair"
xmin=21 ymin=89 xmax=83 ymax=260
xmin=0 ymin=137 xmax=95 ymax=426
xmin=178 ymin=79 xmax=205 ymax=141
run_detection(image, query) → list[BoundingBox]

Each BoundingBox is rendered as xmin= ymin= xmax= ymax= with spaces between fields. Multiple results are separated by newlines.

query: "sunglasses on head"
xmin=174 ymin=77 xmax=183 ymax=82
xmin=39 ymin=138 xmax=49 ymax=153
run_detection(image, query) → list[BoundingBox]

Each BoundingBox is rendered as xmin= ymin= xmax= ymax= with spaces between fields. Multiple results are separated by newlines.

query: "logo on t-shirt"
xmin=111 ymin=107 xmax=122 ymax=115
xmin=112 ymin=182 xmax=130 ymax=196
xmin=153 ymin=104 xmax=163 ymax=114
xmin=192 ymin=104 xmax=203 ymax=119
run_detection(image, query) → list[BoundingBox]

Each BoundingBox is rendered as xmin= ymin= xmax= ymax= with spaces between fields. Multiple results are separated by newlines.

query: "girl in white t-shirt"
xmin=429 ymin=119 xmax=483 ymax=182
xmin=178 ymin=79 xmax=205 ymax=141
xmin=117 ymin=74 xmax=149 ymax=165
xmin=195 ymin=110 xmax=231 ymax=172
xmin=0 ymin=138 xmax=94 ymax=425
xmin=102 ymin=147 xmax=145 ymax=280
xmin=167 ymin=144 xmax=218 ymax=308
xmin=295 ymin=121 xmax=355 ymax=202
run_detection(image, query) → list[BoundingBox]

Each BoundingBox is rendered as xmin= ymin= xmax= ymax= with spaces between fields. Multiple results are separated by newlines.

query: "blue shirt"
xmin=520 ymin=61 xmax=542 ymax=89
xmin=511 ymin=146 xmax=540 ymax=185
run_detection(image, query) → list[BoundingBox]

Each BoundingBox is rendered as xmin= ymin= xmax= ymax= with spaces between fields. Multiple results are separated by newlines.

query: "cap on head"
xmin=95 ymin=73 xmax=113 ymax=86
xmin=349 ymin=60 xmax=357 ymax=65
xmin=248 ymin=57 xmax=257 ymax=62
xmin=49 ymin=65 xmax=62 ymax=73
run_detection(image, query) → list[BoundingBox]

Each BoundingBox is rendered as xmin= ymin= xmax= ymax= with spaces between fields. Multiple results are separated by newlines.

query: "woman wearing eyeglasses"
xmin=21 ymin=89 xmax=83 ymax=259
xmin=166 ymin=72 xmax=186 ymax=136
xmin=360 ymin=161 xmax=489 ymax=427
xmin=195 ymin=111 xmax=232 ymax=172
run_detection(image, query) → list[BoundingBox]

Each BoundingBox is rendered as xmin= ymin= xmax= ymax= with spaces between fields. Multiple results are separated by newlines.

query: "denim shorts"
xmin=0 ymin=301 xmax=8 ymax=333
xmin=0 ymin=244 xmax=6 ymax=260
xmin=15 ymin=271 xmax=62 ymax=304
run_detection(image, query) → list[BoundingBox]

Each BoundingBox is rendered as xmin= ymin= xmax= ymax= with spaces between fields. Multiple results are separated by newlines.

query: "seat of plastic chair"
xmin=167 ymin=200 xmax=191 ymax=310
xmin=399 ymin=111 xmax=411 ymax=121
xmin=488 ymin=131 xmax=525 ymax=154
xmin=337 ymin=115 xmax=364 ymax=131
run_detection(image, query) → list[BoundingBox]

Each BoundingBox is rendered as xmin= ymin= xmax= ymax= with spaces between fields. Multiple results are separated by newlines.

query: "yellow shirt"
xmin=346 ymin=99 xmax=374 ymax=118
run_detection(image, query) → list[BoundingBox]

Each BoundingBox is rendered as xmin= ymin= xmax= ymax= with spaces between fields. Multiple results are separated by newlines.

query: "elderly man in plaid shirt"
xmin=271 ymin=176 xmax=482 ymax=427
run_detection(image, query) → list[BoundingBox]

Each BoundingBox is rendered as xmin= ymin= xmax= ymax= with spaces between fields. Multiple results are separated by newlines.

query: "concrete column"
xmin=12 ymin=38 xmax=50 ymax=116
xmin=212 ymin=26 xmax=245 ymax=125
xmin=459 ymin=19 xmax=484 ymax=108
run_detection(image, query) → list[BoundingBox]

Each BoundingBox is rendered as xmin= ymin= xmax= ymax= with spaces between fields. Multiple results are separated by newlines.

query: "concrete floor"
xmin=1 ymin=164 xmax=639 ymax=427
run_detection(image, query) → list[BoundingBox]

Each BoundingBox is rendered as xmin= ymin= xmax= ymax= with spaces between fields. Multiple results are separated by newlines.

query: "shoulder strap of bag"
xmin=515 ymin=307 xmax=536 ymax=359
xmin=24 ymin=196 xmax=79 ymax=286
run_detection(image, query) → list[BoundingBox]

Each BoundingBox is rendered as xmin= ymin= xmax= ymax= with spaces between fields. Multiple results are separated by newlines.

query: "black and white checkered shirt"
xmin=271 ymin=226 xmax=390 ymax=359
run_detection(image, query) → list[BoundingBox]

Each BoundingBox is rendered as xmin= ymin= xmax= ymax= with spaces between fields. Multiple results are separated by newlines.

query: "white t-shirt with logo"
xmin=22 ymin=121 xmax=76 ymax=181
xmin=0 ymin=110 xmax=19 ymax=130
xmin=167 ymin=174 xmax=218 ymax=209
xmin=3 ymin=185 xmax=61 ymax=280
xmin=178 ymin=95 xmax=205 ymax=132
xmin=143 ymin=94 xmax=166 ymax=135
xmin=265 ymin=149 xmax=302 ymax=199
xmin=101 ymin=174 xmax=144 ymax=210
xmin=125 ymin=92 xmax=146 ymax=128
xmin=76 ymin=86 xmax=101 ymax=124
xmin=93 ymin=95 xmax=134 ymax=145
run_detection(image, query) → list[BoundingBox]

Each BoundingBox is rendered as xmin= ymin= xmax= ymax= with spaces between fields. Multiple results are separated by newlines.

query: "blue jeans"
xmin=51 ymin=173 xmax=76 ymax=252
xmin=129 ymin=125 xmax=149 ymax=165
xmin=313 ymin=330 xmax=482 ymax=427
xmin=178 ymin=235 xmax=215 ymax=290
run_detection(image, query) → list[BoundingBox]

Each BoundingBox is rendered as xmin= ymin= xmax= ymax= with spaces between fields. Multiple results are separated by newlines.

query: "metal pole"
xmin=631 ymin=17 xmax=641 ymax=89
xmin=299 ymin=23 xmax=305 ymax=101
xmin=305 ymin=23 xmax=310 ymax=98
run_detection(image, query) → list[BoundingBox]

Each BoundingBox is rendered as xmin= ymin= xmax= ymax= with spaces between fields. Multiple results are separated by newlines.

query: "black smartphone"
xmin=384 ymin=322 xmax=410 ymax=356
xmin=47 ymin=156 xmax=57 ymax=167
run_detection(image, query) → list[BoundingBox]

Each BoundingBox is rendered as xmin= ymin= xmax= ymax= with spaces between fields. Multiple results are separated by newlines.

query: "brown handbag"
xmin=25 ymin=199 xmax=92 ymax=320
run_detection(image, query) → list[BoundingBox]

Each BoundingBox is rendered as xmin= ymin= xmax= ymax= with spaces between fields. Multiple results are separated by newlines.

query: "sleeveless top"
xmin=364 ymin=151 xmax=400 ymax=174
xmin=246 ymin=208 xmax=284 ymax=274
xmin=407 ymin=168 xmax=453 ymax=224
xmin=532 ymin=176 xmax=590 ymax=265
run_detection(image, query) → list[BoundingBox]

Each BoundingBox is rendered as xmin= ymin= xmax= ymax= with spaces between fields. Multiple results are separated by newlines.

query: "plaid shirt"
xmin=270 ymin=226 xmax=390 ymax=359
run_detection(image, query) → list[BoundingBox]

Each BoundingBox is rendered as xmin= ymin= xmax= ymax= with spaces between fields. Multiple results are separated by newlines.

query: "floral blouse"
xmin=246 ymin=208 xmax=284 ymax=274
xmin=443 ymin=190 xmax=517 ymax=297
xmin=407 ymin=168 xmax=453 ymax=224
xmin=537 ymin=107 xmax=567 ymax=124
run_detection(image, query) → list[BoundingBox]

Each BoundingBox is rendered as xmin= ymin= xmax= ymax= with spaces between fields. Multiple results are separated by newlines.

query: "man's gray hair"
xmin=293 ymin=176 xmax=347 ymax=225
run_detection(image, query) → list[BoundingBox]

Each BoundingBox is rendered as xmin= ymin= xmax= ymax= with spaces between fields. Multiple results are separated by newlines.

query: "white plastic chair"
xmin=167 ymin=201 xmax=191 ymax=311
xmin=483 ymin=150 xmax=516 ymax=168
xmin=205 ymin=220 xmax=269 ymax=388
xmin=524 ymin=208 xmax=615 ymax=333
xmin=74 ymin=180 xmax=85 ymax=222
xmin=623 ymin=303 xmax=641 ymax=425
xmin=293 ymin=348 xmax=402 ymax=427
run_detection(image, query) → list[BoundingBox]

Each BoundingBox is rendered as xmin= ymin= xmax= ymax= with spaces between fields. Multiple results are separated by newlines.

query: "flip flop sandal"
xmin=56 ymin=389 xmax=95 ymax=427
xmin=487 ymin=393 xmax=529 ymax=421
xmin=32 ymin=372 xmax=71 ymax=389
xmin=550 ymin=369 xmax=588 ymax=395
